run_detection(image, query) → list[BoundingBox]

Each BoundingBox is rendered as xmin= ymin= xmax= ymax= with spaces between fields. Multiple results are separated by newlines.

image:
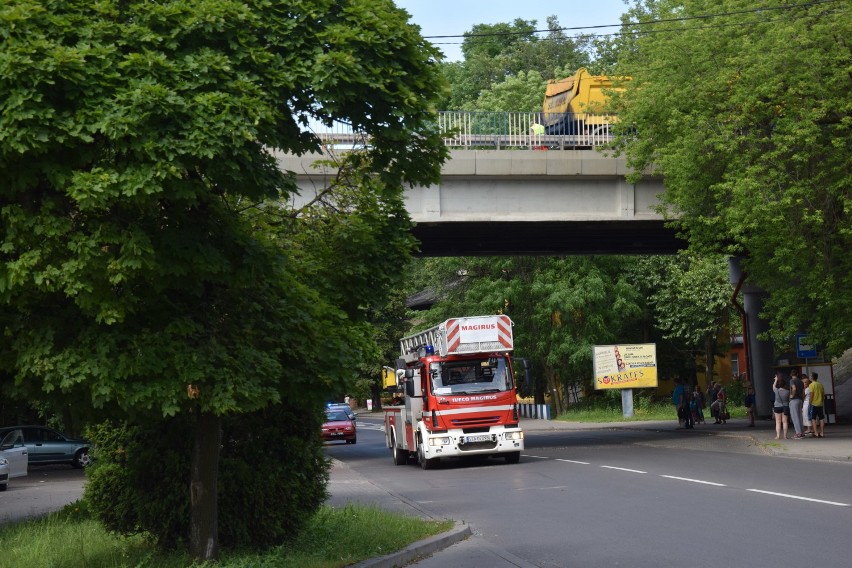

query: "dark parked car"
xmin=321 ymin=410 xmax=357 ymax=444
xmin=0 ymin=426 xmax=91 ymax=469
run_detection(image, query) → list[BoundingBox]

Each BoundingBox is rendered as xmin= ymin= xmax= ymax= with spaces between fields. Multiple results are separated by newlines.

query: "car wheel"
xmin=504 ymin=451 xmax=521 ymax=464
xmin=72 ymin=448 xmax=92 ymax=469
xmin=0 ymin=482 xmax=6 ymax=492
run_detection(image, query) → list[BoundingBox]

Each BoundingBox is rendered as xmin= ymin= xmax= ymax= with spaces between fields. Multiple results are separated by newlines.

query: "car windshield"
xmin=325 ymin=411 xmax=350 ymax=422
xmin=429 ymin=356 xmax=513 ymax=395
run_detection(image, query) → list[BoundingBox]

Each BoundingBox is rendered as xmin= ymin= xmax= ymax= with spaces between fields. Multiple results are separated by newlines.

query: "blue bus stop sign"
xmin=796 ymin=334 xmax=818 ymax=358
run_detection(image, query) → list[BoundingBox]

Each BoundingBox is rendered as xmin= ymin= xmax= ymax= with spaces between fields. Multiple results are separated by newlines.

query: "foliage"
xmin=613 ymin=0 xmax=852 ymax=356
xmin=0 ymin=0 xmax=447 ymax=557
xmin=85 ymin=404 xmax=329 ymax=550
xmin=405 ymin=256 xmax=646 ymax=412
xmin=631 ymin=253 xmax=736 ymax=381
xmin=0 ymin=501 xmax=452 ymax=568
xmin=439 ymin=17 xmax=596 ymax=110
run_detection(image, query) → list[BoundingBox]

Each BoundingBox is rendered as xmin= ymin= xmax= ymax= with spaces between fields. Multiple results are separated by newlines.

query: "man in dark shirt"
xmin=789 ymin=369 xmax=805 ymax=439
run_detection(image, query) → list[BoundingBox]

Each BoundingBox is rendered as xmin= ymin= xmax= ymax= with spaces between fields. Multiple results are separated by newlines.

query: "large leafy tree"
xmin=613 ymin=0 xmax=852 ymax=355
xmin=0 ymin=0 xmax=445 ymax=560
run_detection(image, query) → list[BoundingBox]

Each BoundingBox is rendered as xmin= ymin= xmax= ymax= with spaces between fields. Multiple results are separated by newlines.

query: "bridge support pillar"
xmin=729 ymin=257 xmax=774 ymax=418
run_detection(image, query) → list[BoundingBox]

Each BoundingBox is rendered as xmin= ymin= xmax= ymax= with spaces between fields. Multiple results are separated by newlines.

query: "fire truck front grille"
xmin=458 ymin=441 xmax=498 ymax=452
xmin=451 ymin=416 xmax=501 ymax=427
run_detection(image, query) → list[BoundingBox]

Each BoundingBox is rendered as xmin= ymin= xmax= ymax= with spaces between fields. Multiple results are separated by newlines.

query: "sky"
xmin=393 ymin=0 xmax=631 ymax=62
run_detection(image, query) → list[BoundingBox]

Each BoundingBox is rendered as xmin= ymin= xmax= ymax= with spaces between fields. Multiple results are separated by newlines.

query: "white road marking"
xmin=523 ymin=455 xmax=549 ymax=459
xmin=660 ymin=475 xmax=726 ymax=487
xmin=746 ymin=489 xmax=850 ymax=507
xmin=526 ymin=455 xmax=849 ymax=509
xmin=600 ymin=466 xmax=646 ymax=474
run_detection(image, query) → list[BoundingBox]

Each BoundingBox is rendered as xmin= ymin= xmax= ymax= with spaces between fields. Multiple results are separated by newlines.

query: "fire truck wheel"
xmin=393 ymin=445 xmax=407 ymax=466
xmin=418 ymin=444 xmax=438 ymax=470
xmin=504 ymin=451 xmax=520 ymax=464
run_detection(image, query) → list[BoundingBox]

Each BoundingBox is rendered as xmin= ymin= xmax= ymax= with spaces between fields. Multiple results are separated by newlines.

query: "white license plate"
xmin=465 ymin=434 xmax=491 ymax=443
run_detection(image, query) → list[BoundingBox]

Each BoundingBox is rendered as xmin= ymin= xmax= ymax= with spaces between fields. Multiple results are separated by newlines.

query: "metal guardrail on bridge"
xmin=313 ymin=111 xmax=617 ymax=150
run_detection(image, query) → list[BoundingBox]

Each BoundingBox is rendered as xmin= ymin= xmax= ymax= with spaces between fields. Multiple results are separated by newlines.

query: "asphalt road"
xmin=4 ymin=418 xmax=849 ymax=568
xmin=328 ymin=417 xmax=852 ymax=568
xmin=0 ymin=464 xmax=86 ymax=525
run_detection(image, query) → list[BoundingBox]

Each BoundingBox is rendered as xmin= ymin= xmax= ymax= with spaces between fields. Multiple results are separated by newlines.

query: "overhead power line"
xmin=421 ymin=0 xmax=845 ymax=41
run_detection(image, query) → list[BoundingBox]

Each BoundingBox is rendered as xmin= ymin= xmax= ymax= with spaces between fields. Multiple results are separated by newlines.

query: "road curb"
xmin=352 ymin=521 xmax=472 ymax=568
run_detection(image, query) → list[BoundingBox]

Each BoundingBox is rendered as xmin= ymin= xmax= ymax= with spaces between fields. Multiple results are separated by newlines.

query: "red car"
xmin=322 ymin=410 xmax=357 ymax=444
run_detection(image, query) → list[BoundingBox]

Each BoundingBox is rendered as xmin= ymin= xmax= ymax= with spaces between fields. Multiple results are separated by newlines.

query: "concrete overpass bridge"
xmin=276 ymin=115 xmax=782 ymax=408
xmin=276 ymin=147 xmax=680 ymax=256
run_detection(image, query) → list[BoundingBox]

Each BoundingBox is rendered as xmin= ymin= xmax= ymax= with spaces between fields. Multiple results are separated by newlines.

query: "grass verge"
xmin=0 ymin=502 xmax=453 ymax=568
xmin=553 ymin=403 xmax=747 ymax=422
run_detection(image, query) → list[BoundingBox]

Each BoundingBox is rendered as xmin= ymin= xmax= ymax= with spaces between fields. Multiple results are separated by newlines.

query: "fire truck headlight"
xmin=504 ymin=431 xmax=524 ymax=441
xmin=428 ymin=437 xmax=452 ymax=446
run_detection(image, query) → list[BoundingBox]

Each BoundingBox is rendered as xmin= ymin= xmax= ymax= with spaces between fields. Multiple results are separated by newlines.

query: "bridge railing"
xmin=312 ymin=111 xmax=618 ymax=150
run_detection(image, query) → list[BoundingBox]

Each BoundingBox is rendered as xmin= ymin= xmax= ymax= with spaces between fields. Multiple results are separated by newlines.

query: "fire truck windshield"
xmin=429 ymin=357 xmax=513 ymax=395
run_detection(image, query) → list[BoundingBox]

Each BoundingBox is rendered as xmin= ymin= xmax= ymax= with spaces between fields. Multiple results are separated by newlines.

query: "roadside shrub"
xmin=723 ymin=380 xmax=747 ymax=409
xmin=85 ymin=403 xmax=329 ymax=551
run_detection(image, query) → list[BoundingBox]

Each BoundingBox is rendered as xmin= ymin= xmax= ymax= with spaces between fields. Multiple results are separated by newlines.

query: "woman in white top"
xmin=772 ymin=373 xmax=791 ymax=440
xmin=802 ymin=376 xmax=813 ymax=436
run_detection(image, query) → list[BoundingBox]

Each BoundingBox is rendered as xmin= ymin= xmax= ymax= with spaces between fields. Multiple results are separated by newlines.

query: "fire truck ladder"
xmin=399 ymin=323 xmax=443 ymax=361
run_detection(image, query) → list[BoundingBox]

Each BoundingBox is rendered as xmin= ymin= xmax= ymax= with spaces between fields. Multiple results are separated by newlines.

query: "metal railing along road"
xmin=312 ymin=111 xmax=618 ymax=150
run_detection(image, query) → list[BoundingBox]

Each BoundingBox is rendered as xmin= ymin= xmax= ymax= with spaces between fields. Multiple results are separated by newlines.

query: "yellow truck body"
xmin=543 ymin=68 xmax=627 ymax=133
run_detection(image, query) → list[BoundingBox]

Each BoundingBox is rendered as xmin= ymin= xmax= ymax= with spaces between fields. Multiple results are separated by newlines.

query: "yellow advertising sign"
xmin=593 ymin=344 xmax=658 ymax=390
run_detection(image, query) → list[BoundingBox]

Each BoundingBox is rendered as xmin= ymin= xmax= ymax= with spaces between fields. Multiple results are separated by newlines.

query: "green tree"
xmin=635 ymin=253 xmax=735 ymax=383
xmin=613 ymin=0 xmax=852 ymax=355
xmin=0 ymin=0 xmax=445 ymax=560
xmin=406 ymin=256 xmax=644 ymax=413
xmin=441 ymin=17 xmax=593 ymax=109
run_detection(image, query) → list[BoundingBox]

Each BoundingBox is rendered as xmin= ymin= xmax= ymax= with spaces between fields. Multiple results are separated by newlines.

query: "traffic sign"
xmin=795 ymin=334 xmax=818 ymax=358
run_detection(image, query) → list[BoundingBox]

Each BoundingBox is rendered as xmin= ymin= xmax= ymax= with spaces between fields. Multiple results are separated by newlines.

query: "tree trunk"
xmin=370 ymin=381 xmax=382 ymax=411
xmin=189 ymin=411 xmax=222 ymax=562
xmin=704 ymin=335 xmax=716 ymax=386
xmin=545 ymin=367 xmax=565 ymax=415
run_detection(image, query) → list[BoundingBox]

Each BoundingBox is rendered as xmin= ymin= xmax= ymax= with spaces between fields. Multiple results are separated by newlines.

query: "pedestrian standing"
xmin=707 ymin=381 xmax=719 ymax=423
xmin=711 ymin=385 xmax=727 ymax=424
xmin=808 ymin=373 xmax=826 ymax=437
xmin=772 ymin=373 xmax=790 ymax=440
xmin=802 ymin=375 xmax=813 ymax=436
xmin=744 ymin=385 xmax=756 ymax=427
xmin=672 ymin=378 xmax=686 ymax=427
xmin=681 ymin=383 xmax=694 ymax=429
xmin=788 ymin=369 xmax=805 ymax=439
xmin=692 ymin=384 xmax=706 ymax=424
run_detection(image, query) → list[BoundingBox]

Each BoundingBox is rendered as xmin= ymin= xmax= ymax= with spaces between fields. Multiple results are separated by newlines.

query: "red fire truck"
xmin=383 ymin=315 xmax=525 ymax=469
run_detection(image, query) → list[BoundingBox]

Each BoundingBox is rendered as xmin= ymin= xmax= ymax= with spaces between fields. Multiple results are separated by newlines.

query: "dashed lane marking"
xmin=660 ymin=475 xmax=726 ymax=487
xmin=746 ymin=489 xmax=850 ymax=507
xmin=542 ymin=456 xmax=848 ymax=508
xmin=600 ymin=465 xmax=646 ymax=474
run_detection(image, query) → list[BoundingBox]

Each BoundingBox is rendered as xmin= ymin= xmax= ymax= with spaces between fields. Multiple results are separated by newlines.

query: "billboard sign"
xmin=593 ymin=344 xmax=658 ymax=390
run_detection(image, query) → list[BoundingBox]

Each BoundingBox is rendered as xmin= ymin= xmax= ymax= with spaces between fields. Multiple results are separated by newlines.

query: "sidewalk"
xmin=329 ymin=416 xmax=851 ymax=567
xmin=519 ymin=415 xmax=852 ymax=462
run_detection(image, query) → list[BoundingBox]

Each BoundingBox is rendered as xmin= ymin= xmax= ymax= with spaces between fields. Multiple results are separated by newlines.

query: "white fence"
xmin=518 ymin=403 xmax=553 ymax=420
xmin=312 ymin=111 xmax=618 ymax=150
